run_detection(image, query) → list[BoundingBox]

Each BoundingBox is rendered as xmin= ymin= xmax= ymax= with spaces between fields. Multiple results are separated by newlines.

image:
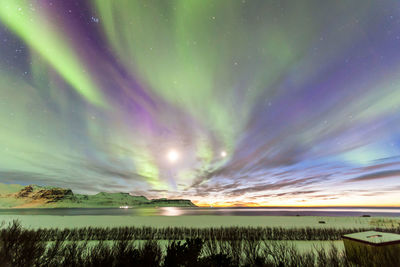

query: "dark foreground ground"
xmin=0 ymin=221 xmax=399 ymax=267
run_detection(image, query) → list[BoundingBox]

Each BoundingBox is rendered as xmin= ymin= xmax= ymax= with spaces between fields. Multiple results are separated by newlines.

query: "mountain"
xmin=0 ymin=183 xmax=196 ymax=208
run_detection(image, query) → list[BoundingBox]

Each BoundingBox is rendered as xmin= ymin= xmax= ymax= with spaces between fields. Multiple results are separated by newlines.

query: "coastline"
xmin=0 ymin=215 xmax=398 ymax=229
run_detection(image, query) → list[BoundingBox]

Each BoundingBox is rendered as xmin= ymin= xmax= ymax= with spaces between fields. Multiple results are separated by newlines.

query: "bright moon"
xmin=167 ymin=149 xmax=179 ymax=163
xmin=221 ymin=150 xmax=227 ymax=158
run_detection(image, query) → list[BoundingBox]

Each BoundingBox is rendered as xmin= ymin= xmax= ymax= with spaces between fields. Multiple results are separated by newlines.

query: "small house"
xmin=342 ymin=231 xmax=400 ymax=265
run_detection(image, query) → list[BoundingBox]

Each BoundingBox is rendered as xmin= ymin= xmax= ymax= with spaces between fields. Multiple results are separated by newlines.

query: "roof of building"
xmin=342 ymin=231 xmax=400 ymax=246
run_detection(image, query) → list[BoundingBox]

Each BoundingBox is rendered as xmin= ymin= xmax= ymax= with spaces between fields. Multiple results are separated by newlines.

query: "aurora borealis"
xmin=1 ymin=0 xmax=400 ymax=207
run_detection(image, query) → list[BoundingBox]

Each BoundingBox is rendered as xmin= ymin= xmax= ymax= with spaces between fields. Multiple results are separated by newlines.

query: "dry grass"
xmin=0 ymin=220 xmax=399 ymax=267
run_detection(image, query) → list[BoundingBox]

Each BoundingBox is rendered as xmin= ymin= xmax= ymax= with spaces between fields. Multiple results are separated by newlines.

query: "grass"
xmin=8 ymin=224 xmax=399 ymax=242
xmin=0 ymin=220 xmax=399 ymax=266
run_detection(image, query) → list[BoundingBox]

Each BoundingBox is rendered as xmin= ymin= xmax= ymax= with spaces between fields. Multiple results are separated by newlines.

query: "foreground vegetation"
xmin=3 ymin=223 xmax=399 ymax=242
xmin=0 ymin=221 xmax=399 ymax=267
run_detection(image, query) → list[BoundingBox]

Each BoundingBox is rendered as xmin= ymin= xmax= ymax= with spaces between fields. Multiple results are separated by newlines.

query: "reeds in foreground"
xmin=7 ymin=223 xmax=399 ymax=242
xmin=0 ymin=220 xmax=399 ymax=267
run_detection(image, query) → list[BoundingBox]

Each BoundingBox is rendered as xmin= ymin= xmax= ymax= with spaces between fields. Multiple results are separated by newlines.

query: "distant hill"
xmin=0 ymin=183 xmax=196 ymax=208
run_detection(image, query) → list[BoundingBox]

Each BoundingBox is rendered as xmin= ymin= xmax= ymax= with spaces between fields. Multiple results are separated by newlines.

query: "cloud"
xmin=226 ymin=176 xmax=322 ymax=197
xmin=0 ymin=168 xmax=144 ymax=195
xmin=347 ymin=169 xmax=400 ymax=182
xmin=0 ymin=170 xmax=56 ymax=185
xmin=355 ymin=161 xmax=400 ymax=172
xmin=81 ymin=159 xmax=149 ymax=181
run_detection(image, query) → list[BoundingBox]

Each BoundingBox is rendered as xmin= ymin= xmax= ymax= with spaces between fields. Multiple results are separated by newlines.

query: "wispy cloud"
xmin=347 ymin=169 xmax=400 ymax=182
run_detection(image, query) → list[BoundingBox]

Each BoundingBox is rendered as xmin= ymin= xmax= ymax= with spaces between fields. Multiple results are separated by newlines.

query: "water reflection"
xmin=0 ymin=207 xmax=398 ymax=216
xmin=159 ymin=207 xmax=184 ymax=216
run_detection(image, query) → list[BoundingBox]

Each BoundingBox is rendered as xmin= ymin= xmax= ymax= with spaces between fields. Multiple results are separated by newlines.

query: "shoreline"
xmin=0 ymin=215 xmax=398 ymax=229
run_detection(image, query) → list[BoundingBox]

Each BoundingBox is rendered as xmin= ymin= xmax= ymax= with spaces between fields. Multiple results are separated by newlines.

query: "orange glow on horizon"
xmin=193 ymin=201 xmax=400 ymax=208
xmin=195 ymin=203 xmax=400 ymax=207
xmin=190 ymin=190 xmax=400 ymax=207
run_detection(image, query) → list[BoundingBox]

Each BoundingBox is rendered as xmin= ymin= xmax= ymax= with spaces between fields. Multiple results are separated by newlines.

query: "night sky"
xmin=1 ymin=0 xmax=400 ymax=206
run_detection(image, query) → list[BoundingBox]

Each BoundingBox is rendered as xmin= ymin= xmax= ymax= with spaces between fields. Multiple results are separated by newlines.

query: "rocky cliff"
xmin=150 ymin=198 xmax=196 ymax=207
xmin=16 ymin=185 xmax=75 ymax=203
xmin=0 ymin=183 xmax=196 ymax=208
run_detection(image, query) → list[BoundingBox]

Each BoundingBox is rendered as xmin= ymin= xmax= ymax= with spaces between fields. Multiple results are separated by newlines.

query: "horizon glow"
xmin=0 ymin=0 xmax=400 ymax=206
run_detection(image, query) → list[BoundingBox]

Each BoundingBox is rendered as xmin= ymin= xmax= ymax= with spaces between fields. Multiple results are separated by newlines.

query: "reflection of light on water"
xmin=119 ymin=206 xmax=129 ymax=209
xmin=135 ymin=208 xmax=159 ymax=216
xmin=160 ymin=207 xmax=183 ymax=216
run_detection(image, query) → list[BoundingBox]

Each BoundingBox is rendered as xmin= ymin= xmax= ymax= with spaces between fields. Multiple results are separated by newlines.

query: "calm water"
xmin=0 ymin=207 xmax=399 ymax=217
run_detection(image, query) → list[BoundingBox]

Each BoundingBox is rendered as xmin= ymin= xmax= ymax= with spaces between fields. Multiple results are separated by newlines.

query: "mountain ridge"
xmin=0 ymin=183 xmax=196 ymax=208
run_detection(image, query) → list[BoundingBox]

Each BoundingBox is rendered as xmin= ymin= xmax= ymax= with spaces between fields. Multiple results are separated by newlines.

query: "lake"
xmin=0 ymin=207 xmax=399 ymax=217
